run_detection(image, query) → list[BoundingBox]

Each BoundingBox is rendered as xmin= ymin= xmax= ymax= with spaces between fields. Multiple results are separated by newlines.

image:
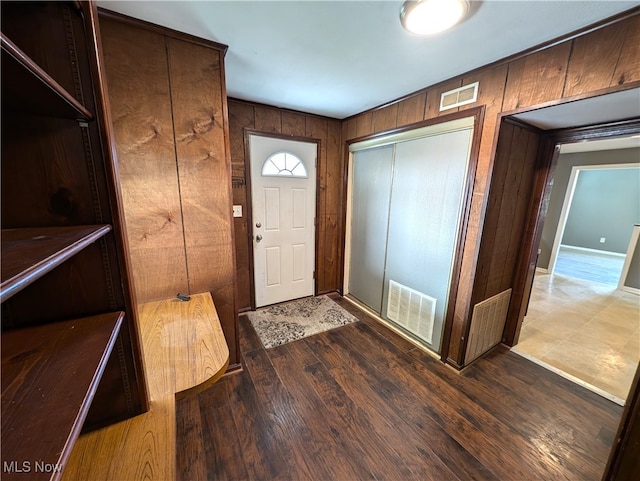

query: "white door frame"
xmin=547 ymin=162 xmax=640 ymax=275
xmin=246 ymin=131 xmax=319 ymax=309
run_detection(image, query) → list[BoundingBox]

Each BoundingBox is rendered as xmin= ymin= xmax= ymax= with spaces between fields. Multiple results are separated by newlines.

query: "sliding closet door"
xmin=347 ymin=145 xmax=394 ymax=312
xmin=381 ymin=128 xmax=473 ymax=352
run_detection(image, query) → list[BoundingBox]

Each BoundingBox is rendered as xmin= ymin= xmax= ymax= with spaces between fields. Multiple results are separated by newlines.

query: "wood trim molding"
xmin=501 ymin=115 xmax=546 ymax=134
xmin=603 ymin=364 xmax=640 ymax=480
xmin=244 ymin=128 xmax=322 ymax=145
xmin=503 ymin=135 xmax=558 ymax=348
xmin=242 ymin=128 xmax=257 ymax=310
xmin=225 ymin=362 xmax=244 ymax=375
xmin=242 ymin=128 xmax=322 ymax=311
xmin=337 ymin=140 xmax=351 ymax=295
xmin=546 ymin=118 xmax=640 ymax=144
xmin=97 ymin=7 xmax=229 ymax=53
xmin=499 ymin=81 xmax=640 ymax=120
xmin=340 ymin=107 xmax=485 ymax=366
xmin=441 ymin=107 xmax=486 ymax=366
xmin=218 ymin=46 xmax=242 ymax=369
xmin=502 ymin=118 xmax=640 ymax=348
xmin=345 ymin=106 xmax=485 ymax=147
xmin=229 ymin=97 xmax=340 ymax=122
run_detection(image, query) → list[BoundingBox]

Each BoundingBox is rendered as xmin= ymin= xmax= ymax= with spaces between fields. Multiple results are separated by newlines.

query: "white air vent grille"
xmin=465 ymin=288 xmax=512 ymax=364
xmin=386 ymin=280 xmax=436 ymax=344
xmin=440 ymin=82 xmax=479 ymax=111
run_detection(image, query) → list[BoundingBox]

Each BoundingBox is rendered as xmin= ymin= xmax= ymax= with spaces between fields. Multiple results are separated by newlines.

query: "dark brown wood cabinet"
xmin=98 ymin=9 xmax=240 ymax=369
xmin=1 ymin=2 xmax=148 ymax=479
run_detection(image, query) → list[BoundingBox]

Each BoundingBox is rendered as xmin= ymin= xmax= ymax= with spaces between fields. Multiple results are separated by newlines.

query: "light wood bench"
xmin=62 ymin=293 xmax=229 ymax=481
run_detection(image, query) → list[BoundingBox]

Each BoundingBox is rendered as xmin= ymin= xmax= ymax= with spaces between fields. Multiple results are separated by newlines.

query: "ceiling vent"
xmin=440 ymin=81 xmax=479 ymax=111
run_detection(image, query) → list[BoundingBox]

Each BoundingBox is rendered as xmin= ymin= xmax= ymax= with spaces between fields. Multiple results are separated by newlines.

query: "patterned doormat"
xmin=247 ymin=295 xmax=358 ymax=349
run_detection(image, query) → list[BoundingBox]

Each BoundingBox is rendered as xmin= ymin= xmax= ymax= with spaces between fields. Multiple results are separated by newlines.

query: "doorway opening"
xmin=543 ymin=157 xmax=640 ymax=286
xmin=513 ymin=136 xmax=640 ymax=404
xmin=344 ymin=111 xmax=482 ymax=356
xmin=248 ymin=133 xmax=318 ymax=308
xmin=495 ymin=91 xmax=640 ymax=404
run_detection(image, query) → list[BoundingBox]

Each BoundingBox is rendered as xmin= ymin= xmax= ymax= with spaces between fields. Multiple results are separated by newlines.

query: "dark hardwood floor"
xmin=176 ymin=295 xmax=623 ymax=481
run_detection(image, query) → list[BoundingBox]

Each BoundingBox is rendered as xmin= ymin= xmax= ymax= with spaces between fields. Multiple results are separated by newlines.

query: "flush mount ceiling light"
xmin=400 ymin=0 xmax=469 ymax=35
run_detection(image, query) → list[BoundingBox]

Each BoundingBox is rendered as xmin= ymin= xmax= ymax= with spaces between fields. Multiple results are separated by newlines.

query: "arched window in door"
xmin=261 ymin=151 xmax=308 ymax=178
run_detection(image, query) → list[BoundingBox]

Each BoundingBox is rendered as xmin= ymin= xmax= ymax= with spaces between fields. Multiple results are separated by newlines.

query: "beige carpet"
xmin=247 ymin=295 xmax=358 ymax=349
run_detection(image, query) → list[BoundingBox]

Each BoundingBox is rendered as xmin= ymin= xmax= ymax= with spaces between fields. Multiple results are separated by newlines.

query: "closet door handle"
xmin=256 ymin=234 xmax=263 ymax=243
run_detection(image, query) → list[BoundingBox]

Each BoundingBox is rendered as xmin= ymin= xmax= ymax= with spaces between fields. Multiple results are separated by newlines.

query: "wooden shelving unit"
xmin=1 ymin=2 xmax=149 ymax=479
xmin=1 ymin=225 xmax=111 ymax=302
xmin=0 ymin=33 xmax=92 ymax=120
xmin=1 ymin=312 xmax=124 ymax=481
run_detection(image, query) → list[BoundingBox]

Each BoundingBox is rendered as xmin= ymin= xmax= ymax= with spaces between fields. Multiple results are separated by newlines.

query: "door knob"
xmin=256 ymin=234 xmax=263 ymax=243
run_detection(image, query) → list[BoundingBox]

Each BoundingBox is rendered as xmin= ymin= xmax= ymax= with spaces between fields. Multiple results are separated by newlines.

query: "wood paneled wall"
xmin=471 ymin=120 xmax=541 ymax=307
xmin=341 ymin=11 xmax=640 ymax=367
xmin=99 ymin=14 xmax=239 ymax=366
xmin=228 ymin=99 xmax=343 ymax=311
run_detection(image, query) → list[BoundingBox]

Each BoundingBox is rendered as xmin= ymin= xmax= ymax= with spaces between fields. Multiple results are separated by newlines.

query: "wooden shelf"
xmin=0 ymin=32 xmax=93 ymax=121
xmin=1 ymin=225 xmax=112 ymax=302
xmin=1 ymin=312 xmax=124 ymax=481
xmin=62 ymin=293 xmax=229 ymax=481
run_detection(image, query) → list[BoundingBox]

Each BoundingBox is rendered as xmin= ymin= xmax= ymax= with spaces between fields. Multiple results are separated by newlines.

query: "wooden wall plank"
xmin=342 ymin=117 xmax=357 ymax=141
xmin=228 ymin=100 xmax=343 ymax=309
xmin=564 ymin=19 xmax=631 ymax=97
xmin=228 ymin=100 xmax=255 ymax=310
xmin=396 ymin=92 xmax=427 ymax=126
xmin=316 ymin=215 xmax=327 ymax=294
xmin=471 ymin=122 xmax=515 ymax=304
xmin=471 ymin=123 xmax=541 ymax=308
xmin=229 ymin=101 xmax=254 ymax=191
xmin=482 ymin=125 xmax=531 ymax=297
xmin=282 ymin=111 xmax=307 ymax=137
xmin=255 ymin=106 xmax=282 ymax=133
xmin=100 ymin=19 xmax=188 ymax=302
xmin=305 ymin=116 xmax=329 ymax=293
xmin=425 ymin=79 xmax=462 ymax=119
xmin=167 ymin=38 xmax=238 ymax=364
xmin=355 ymin=111 xmax=373 ymax=138
xmin=500 ymin=130 xmax=540 ymax=290
xmin=447 ymin=192 xmax=485 ymax=366
xmin=462 ymin=64 xmax=508 ymax=195
xmin=371 ymin=103 xmax=398 ymax=133
xmin=612 ymin=16 xmax=640 ymax=87
xmin=325 ymin=121 xmax=342 ymax=216
xmin=503 ymin=43 xmax=572 ymax=111
xmin=305 ymin=116 xmax=329 ymax=214
xmin=318 ymin=214 xmax=340 ymax=294
xmin=166 ymin=39 xmax=229 ymax=288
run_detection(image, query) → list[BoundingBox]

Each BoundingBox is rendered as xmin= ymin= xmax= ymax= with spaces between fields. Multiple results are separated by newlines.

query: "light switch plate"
xmin=233 ymin=205 xmax=243 ymax=218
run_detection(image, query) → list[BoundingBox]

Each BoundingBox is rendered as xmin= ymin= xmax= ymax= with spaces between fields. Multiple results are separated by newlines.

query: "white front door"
xmin=250 ymin=134 xmax=317 ymax=307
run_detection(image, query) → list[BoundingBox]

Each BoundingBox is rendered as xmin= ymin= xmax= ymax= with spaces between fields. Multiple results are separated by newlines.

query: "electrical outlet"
xmin=600 ymin=237 xmax=606 ymax=243
xmin=232 ymin=205 xmax=243 ymax=218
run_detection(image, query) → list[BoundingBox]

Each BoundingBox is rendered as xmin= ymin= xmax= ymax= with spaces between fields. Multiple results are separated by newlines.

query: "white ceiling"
xmin=560 ymin=135 xmax=640 ymax=154
xmin=512 ymin=88 xmax=640 ymax=130
xmin=97 ymin=1 xmax=638 ymax=119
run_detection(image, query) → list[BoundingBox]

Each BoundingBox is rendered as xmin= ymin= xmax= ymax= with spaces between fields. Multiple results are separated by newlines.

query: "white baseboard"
xmin=560 ymin=244 xmax=626 ymax=257
xmin=535 ymin=267 xmax=549 ymax=275
xmin=620 ymin=285 xmax=640 ymax=296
